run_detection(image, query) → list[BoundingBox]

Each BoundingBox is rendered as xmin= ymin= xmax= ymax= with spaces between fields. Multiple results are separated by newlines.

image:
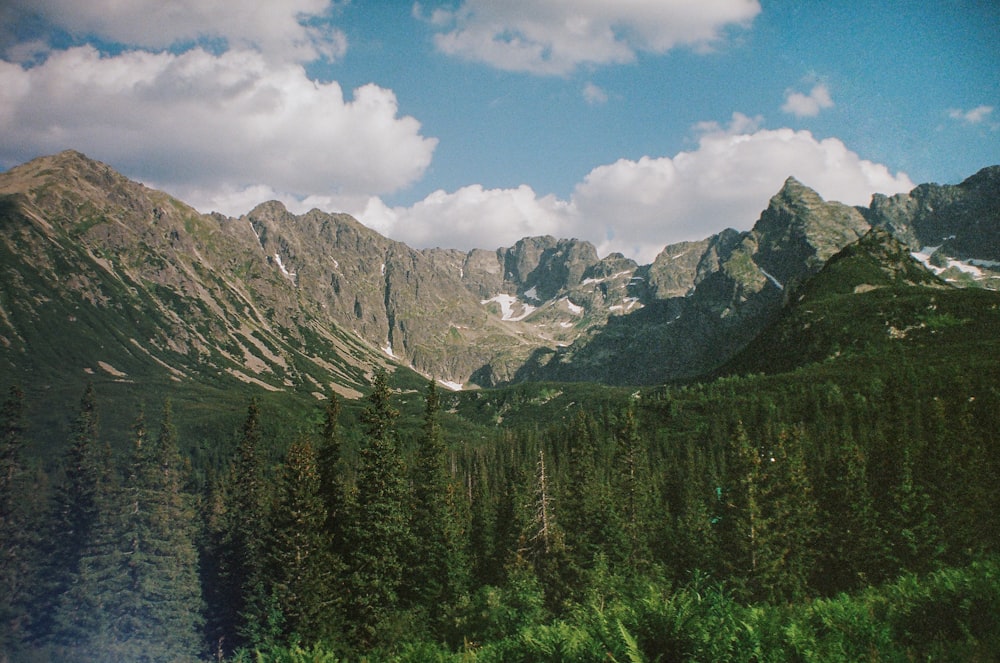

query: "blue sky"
xmin=1 ymin=1 xmax=997 ymax=262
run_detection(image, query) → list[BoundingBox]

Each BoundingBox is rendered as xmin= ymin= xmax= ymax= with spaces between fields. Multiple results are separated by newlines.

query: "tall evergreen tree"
xmin=317 ymin=392 xmax=347 ymax=554
xmin=886 ymin=446 xmax=944 ymax=575
xmin=267 ymin=436 xmax=340 ymax=646
xmin=36 ymin=382 xmax=112 ymax=643
xmin=343 ymin=369 xmax=411 ymax=647
xmin=521 ymin=446 xmax=574 ymax=613
xmin=718 ymin=419 xmax=761 ymax=598
xmin=612 ymin=404 xmax=653 ymax=571
xmin=0 ymin=385 xmax=37 ymax=655
xmin=755 ymin=425 xmax=819 ymax=602
xmin=205 ymin=397 xmax=273 ymax=651
xmin=409 ymin=380 xmax=469 ymax=638
xmin=672 ymin=441 xmax=718 ymax=578
xmin=815 ymin=430 xmax=887 ymax=594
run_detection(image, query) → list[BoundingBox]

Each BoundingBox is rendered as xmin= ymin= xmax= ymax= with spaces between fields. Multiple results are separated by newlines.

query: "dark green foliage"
xmin=317 ymin=392 xmax=348 ymax=552
xmin=611 ymin=404 xmax=654 ymax=573
xmin=266 ymin=436 xmax=340 ymax=646
xmin=35 ymin=383 xmax=113 ymax=644
xmin=0 ymin=385 xmax=41 ymax=657
xmin=204 ymin=398 xmax=275 ymax=652
xmin=409 ymin=380 xmax=470 ymax=640
xmin=3 ymin=263 xmax=999 ymax=658
xmin=343 ymin=369 xmax=412 ymax=648
xmin=45 ymin=404 xmax=205 ymax=661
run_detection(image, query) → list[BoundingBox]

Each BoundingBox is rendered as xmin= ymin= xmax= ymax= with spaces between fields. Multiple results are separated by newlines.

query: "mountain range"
xmin=1 ymin=151 xmax=998 ymax=412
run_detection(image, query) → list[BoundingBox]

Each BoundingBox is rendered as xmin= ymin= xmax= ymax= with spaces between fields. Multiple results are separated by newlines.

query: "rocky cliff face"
xmin=1 ymin=151 xmax=996 ymax=393
xmin=865 ymin=166 xmax=1000 ymax=287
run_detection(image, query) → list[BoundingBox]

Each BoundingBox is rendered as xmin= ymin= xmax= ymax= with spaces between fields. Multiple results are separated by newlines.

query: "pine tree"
xmin=755 ymin=425 xmax=819 ymax=602
xmin=815 ymin=430 xmax=887 ymax=594
xmin=37 ymin=382 xmax=113 ymax=643
xmin=718 ymin=419 xmax=761 ymax=598
xmin=612 ymin=404 xmax=653 ymax=571
xmin=409 ymin=380 xmax=469 ymax=637
xmin=523 ymin=447 xmax=573 ymax=613
xmin=317 ymin=392 xmax=347 ymax=553
xmin=111 ymin=402 xmax=205 ymax=660
xmin=267 ymin=436 xmax=339 ymax=646
xmin=886 ymin=446 xmax=944 ymax=575
xmin=0 ymin=385 xmax=36 ymax=655
xmin=206 ymin=397 xmax=273 ymax=651
xmin=673 ymin=441 xmax=718 ymax=578
xmin=50 ymin=408 xmax=132 ymax=658
xmin=343 ymin=369 xmax=411 ymax=647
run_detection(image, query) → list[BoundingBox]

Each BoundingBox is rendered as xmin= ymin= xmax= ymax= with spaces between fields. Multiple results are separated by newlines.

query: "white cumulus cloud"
xmin=3 ymin=0 xmax=347 ymax=63
xmin=0 ymin=46 xmax=437 ymax=209
xmin=781 ymin=83 xmax=834 ymax=118
xmin=424 ymin=0 xmax=761 ymax=75
xmin=360 ymin=184 xmax=572 ymax=251
xmin=367 ymin=113 xmax=914 ymax=264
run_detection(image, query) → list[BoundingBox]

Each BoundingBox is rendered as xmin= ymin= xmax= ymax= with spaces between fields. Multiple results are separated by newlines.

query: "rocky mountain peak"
xmin=752 ymin=176 xmax=870 ymax=287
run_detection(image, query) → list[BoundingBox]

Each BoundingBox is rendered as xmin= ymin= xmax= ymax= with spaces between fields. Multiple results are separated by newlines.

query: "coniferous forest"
xmin=2 ymin=355 xmax=1000 ymax=662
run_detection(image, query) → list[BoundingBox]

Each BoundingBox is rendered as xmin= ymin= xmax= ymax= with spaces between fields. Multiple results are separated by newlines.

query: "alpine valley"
xmin=3 ymin=151 xmax=1000 ymax=662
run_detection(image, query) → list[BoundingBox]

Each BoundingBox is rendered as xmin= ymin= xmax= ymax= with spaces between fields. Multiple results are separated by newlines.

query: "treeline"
xmin=1 ymin=360 xmax=999 ymax=661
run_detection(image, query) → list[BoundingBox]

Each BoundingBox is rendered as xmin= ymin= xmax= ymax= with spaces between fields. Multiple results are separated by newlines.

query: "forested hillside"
xmin=2 ymin=337 xmax=998 ymax=661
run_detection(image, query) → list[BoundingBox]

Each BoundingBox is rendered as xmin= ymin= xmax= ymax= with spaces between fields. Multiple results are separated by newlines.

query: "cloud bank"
xmin=425 ymin=0 xmax=761 ymax=75
xmin=2 ymin=0 xmax=346 ymax=63
xmin=0 ymin=46 xmax=437 ymax=205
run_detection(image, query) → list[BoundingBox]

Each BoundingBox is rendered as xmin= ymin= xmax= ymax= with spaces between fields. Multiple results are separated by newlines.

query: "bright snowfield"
xmin=912 ymin=248 xmax=1000 ymax=283
xmin=481 ymin=294 xmax=536 ymax=322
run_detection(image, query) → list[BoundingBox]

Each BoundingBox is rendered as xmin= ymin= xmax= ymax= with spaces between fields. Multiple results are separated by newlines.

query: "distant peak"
xmin=247 ymin=200 xmax=291 ymax=218
xmin=959 ymin=164 xmax=1000 ymax=192
xmin=777 ymin=175 xmax=822 ymax=200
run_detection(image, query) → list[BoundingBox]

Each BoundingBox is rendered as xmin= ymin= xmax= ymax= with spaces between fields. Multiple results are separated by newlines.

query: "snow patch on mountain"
xmin=760 ymin=267 xmax=784 ymax=290
xmin=274 ymin=254 xmax=296 ymax=280
xmin=481 ymin=294 xmax=536 ymax=321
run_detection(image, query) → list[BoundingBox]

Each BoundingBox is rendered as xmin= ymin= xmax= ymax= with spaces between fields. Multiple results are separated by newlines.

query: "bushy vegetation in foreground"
xmin=236 ymin=558 xmax=1000 ymax=662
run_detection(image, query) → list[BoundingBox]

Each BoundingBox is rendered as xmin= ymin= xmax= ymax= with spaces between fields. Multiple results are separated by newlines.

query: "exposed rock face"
xmin=1 ymin=150 xmax=996 ymax=392
xmin=754 ymin=177 xmax=871 ymax=288
xmin=866 ymin=166 xmax=1000 ymax=287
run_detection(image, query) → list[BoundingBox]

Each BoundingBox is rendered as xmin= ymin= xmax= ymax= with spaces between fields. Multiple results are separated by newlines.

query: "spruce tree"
xmin=409 ymin=380 xmax=469 ymax=637
xmin=37 ymin=382 xmax=112 ymax=643
xmin=267 ymin=436 xmax=339 ymax=646
xmin=0 ymin=385 xmax=35 ymax=654
xmin=673 ymin=441 xmax=718 ymax=578
xmin=343 ymin=369 xmax=411 ymax=647
xmin=103 ymin=403 xmax=205 ymax=661
xmin=523 ymin=447 xmax=573 ymax=613
xmin=816 ymin=431 xmax=887 ymax=593
xmin=886 ymin=447 xmax=944 ymax=575
xmin=718 ymin=419 xmax=762 ymax=598
xmin=206 ymin=397 xmax=273 ymax=651
xmin=612 ymin=404 xmax=653 ymax=571
xmin=755 ymin=425 xmax=819 ymax=602
xmin=317 ymin=392 xmax=349 ymax=557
